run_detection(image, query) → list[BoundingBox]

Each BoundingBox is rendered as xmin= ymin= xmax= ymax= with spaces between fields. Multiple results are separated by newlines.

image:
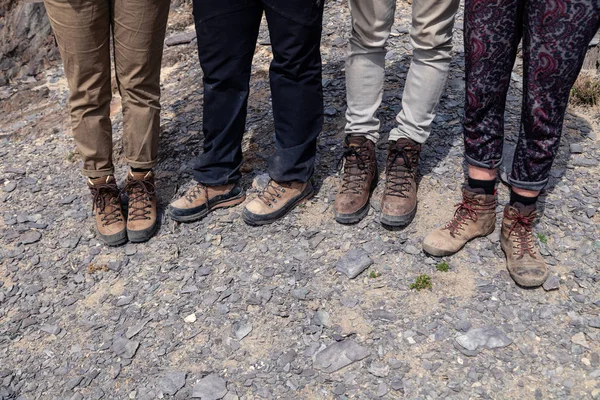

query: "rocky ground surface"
xmin=1 ymin=1 xmax=600 ymax=399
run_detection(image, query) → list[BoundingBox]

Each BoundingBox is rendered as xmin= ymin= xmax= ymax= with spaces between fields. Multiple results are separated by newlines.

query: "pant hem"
xmin=127 ymin=159 xmax=157 ymax=169
xmin=465 ymin=154 xmax=503 ymax=170
xmin=507 ymin=177 xmax=548 ymax=192
xmin=82 ymin=167 xmax=114 ymax=178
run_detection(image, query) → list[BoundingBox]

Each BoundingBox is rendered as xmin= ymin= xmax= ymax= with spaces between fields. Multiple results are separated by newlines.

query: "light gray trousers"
xmin=345 ymin=0 xmax=460 ymax=144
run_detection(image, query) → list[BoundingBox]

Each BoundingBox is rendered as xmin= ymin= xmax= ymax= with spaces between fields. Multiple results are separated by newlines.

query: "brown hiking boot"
xmin=88 ymin=175 xmax=127 ymax=246
xmin=243 ymin=179 xmax=314 ymax=226
xmin=501 ymin=203 xmax=548 ymax=287
xmin=123 ymin=170 xmax=158 ymax=242
xmin=168 ymin=182 xmax=245 ymax=222
xmin=380 ymin=138 xmax=421 ymax=227
xmin=334 ymin=136 xmax=378 ymax=224
xmin=422 ymin=187 xmax=497 ymax=256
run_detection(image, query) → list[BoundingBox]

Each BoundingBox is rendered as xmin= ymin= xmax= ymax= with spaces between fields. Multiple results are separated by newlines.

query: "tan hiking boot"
xmin=380 ymin=138 xmax=421 ymax=227
xmin=88 ymin=175 xmax=127 ymax=246
xmin=168 ymin=182 xmax=246 ymax=222
xmin=501 ymin=203 xmax=548 ymax=287
xmin=334 ymin=136 xmax=378 ymax=224
xmin=243 ymin=179 xmax=314 ymax=225
xmin=123 ymin=170 xmax=158 ymax=242
xmin=422 ymin=187 xmax=497 ymax=256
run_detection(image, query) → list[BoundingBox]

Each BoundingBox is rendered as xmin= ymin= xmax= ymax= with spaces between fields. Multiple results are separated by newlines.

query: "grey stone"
xmin=313 ymin=310 xmax=330 ymax=327
xmin=159 ymin=371 xmax=186 ymax=396
xmin=455 ymin=327 xmax=512 ymax=352
xmin=3 ymin=182 xmax=17 ymax=192
xmin=165 ymin=31 xmax=196 ymax=46
xmin=40 ymin=324 xmax=61 ymax=335
xmin=376 ymin=383 xmax=388 ymax=397
xmin=570 ymin=144 xmax=584 ymax=154
xmin=192 ymin=373 xmax=227 ymax=400
xmin=20 ymin=230 xmax=41 ymax=244
xmin=454 ymin=320 xmax=472 ymax=332
xmin=336 ymin=249 xmax=373 ymax=279
xmin=404 ymin=244 xmax=420 ymax=255
xmin=543 ymin=275 xmax=560 ymax=291
xmin=589 ymin=317 xmax=600 ymax=329
xmin=112 ymin=336 xmax=140 ymax=359
xmin=313 ymin=340 xmax=370 ymax=373
xmin=234 ymin=321 xmax=252 ymax=341
xmin=372 ymin=310 xmax=397 ymax=322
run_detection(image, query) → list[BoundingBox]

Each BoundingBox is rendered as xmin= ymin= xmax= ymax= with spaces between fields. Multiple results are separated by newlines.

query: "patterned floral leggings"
xmin=463 ymin=0 xmax=600 ymax=191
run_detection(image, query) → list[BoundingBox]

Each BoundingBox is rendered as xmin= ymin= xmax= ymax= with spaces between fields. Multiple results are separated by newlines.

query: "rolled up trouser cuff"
xmin=388 ymin=127 xmax=427 ymax=144
xmin=465 ymin=154 xmax=503 ymax=171
xmin=346 ymin=132 xmax=378 ymax=144
xmin=82 ymin=167 xmax=114 ymax=178
xmin=507 ymin=176 xmax=548 ymax=192
xmin=127 ymin=159 xmax=157 ymax=170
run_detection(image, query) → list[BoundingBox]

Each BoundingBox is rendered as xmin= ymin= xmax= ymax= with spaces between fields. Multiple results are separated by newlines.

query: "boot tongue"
xmin=512 ymin=202 xmax=537 ymax=216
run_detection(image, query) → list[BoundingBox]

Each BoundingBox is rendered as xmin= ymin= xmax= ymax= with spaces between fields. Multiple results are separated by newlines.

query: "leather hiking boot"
xmin=88 ymin=175 xmax=127 ymax=246
xmin=168 ymin=182 xmax=245 ymax=222
xmin=422 ymin=187 xmax=497 ymax=256
xmin=380 ymin=138 xmax=421 ymax=227
xmin=501 ymin=203 xmax=548 ymax=287
xmin=334 ymin=136 xmax=377 ymax=224
xmin=124 ymin=170 xmax=158 ymax=243
xmin=243 ymin=179 xmax=314 ymax=226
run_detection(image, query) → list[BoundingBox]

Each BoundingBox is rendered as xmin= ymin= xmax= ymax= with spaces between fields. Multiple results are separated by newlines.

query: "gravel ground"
xmin=1 ymin=1 xmax=599 ymax=399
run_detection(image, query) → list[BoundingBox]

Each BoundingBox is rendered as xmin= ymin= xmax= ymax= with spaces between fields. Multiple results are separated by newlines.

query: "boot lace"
xmin=337 ymin=143 xmax=373 ymax=195
xmin=444 ymin=195 xmax=495 ymax=237
xmin=91 ymin=182 xmax=123 ymax=227
xmin=258 ymin=180 xmax=288 ymax=208
xmin=184 ymin=184 xmax=208 ymax=204
xmin=506 ymin=211 xmax=537 ymax=259
xmin=124 ymin=178 xmax=156 ymax=221
xmin=385 ymin=146 xmax=417 ymax=198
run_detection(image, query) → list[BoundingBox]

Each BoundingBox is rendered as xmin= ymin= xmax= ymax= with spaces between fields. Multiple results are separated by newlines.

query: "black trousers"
xmin=191 ymin=0 xmax=324 ymax=186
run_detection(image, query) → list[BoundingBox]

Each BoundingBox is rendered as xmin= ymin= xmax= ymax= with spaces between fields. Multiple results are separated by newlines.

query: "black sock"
xmin=131 ymin=167 xmax=150 ymax=173
xmin=510 ymin=190 xmax=537 ymax=206
xmin=467 ymin=177 xmax=496 ymax=195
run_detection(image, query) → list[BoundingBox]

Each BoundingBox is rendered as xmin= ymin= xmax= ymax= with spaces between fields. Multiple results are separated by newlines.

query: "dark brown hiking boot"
xmin=501 ymin=203 xmax=548 ymax=287
xmin=380 ymin=138 xmax=421 ymax=227
xmin=168 ymin=182 xmax=245 ymax=222
xmin=422 ymin=187 xmax=497 ymax=256
xmin=123 ymin=170 xmax=158 ymax=243
xmin=334 ymin=136 xmax=378 ymax=224
xmin=88 ymin=175 xmax=127 ymax=246
xmin=243 ymin=180 xmax=314 ymax=226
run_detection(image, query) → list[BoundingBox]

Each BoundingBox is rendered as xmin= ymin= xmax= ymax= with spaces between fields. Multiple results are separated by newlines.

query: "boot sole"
xmin=334 ymin=174 xmax=378 ymax=225
xmin=99 ymin=230 xmax=128 ymax=247
xmin=380 ymin=204 xmax=417 ymax=228
xmin=422 ymin=227 xmax=495 ymax=257
xmin=335 ymin=201 xmax=370 ymax=224
xmin=243 ymin=184 xmax=314 ymax=226
xmin=168 ymin=193 xmax=246 ymax=223
xmin=128 ymin=220 xmax=159 ymax=243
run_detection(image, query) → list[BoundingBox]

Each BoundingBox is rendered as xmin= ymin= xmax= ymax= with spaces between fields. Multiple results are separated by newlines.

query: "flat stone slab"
xmin=455 ymin=327 xmax=512 ymax=352
xmin=192 ymin=373 xmax=227 ymax=400
xmin=336 ymin=249 xmax=373 ymax=279
xmin=313 ymin=340 xmax=370 ymax=373
xmin=165 ymin=32 xmax=196 ymax=46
